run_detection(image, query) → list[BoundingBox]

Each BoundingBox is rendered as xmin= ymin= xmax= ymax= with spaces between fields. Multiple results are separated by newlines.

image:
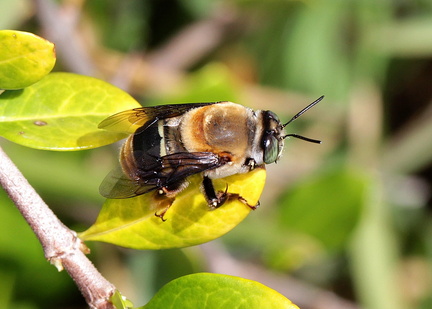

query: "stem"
xmin=0 ymin=146 xmax=115 ymax=309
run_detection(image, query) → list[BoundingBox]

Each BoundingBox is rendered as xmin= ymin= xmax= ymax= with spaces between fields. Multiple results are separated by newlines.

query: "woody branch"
xmin=0 ymin=146 xmax=115 ymax=309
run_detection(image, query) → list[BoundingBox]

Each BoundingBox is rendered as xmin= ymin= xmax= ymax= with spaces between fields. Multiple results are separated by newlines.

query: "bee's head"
xmin=261 ymin=96 xmax=324 ymax=164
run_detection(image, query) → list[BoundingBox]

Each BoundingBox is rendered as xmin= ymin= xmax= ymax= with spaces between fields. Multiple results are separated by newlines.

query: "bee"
xmin=99 ymin=96 xmax=323 ymax=217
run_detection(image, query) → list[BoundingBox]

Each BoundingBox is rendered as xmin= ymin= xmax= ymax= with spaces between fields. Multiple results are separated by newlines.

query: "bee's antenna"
xmin=283 ymin=134 xmax=321 ymax=144
xmin=282 ymin=95 xmax=324 ymax=128
xmin=282 ymin=95 xmax=324 ymax=144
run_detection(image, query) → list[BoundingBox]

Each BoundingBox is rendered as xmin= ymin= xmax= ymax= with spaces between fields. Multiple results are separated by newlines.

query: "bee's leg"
xmin=158 ymin=180 xmax=189 ymax=197
xmin=202 ymin=176 xmax=228 ymax=209
xmin=236 ymin=195 xmax=260 ymax=210
xmin=153 ymin=194 xmax=175 ymax=222
xmin=154 ymin=208 xmax=168 ymax=222
xmin=152 ymin=180 xmax=190 ymax=221
xmin=202 ymin=176 xmax=260 ymax=210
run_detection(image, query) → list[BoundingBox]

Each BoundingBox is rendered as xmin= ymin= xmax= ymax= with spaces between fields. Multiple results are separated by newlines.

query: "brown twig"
xmin=0 ymin=146 xmax=115 ymax=309
xmin=145 ymin=5 xmax=240 ymax=71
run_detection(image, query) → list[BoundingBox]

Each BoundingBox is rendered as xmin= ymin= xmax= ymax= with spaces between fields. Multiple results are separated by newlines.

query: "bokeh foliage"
xmin=1 ymin=0 xmax=432 ymax=308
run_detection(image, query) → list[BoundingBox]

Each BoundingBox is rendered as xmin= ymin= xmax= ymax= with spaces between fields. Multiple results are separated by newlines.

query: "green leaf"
xmin=0 ymin=30 xmax=56 ymax=89
xmin=0 ymin=72 xmax=141 ymax=150
xmin=279 ymin=166 xmax=367 ymax=252
xmin=141 ymin=273 xmax=299 ymax=309
xmin=80 ymin=168 xmax=266 ymax=250
xmin=111 ymin=290 xmax=134 ymax=309
xmin=284 ymin=2 xmax=351 ymax=100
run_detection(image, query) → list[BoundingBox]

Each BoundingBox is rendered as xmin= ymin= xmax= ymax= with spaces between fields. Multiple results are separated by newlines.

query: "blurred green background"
xmin=1 ymin=0 xmax=432 ymax=308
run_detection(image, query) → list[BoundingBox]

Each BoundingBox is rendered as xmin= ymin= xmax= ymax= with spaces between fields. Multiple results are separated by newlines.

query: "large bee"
xmin=99 ymin=96 xmax=323 ymax=215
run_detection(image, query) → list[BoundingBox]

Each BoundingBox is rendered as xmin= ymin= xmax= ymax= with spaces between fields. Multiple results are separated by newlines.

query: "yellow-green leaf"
xmin=0 ymin=30 xmax=56 ymax=89
xmin=80 ymin=168 xmax=266 ymax=249
xmin=111 ymin=290 xmax=134 ymax=309
xmin=0 ymin=72 xmax=141 ymax=150
xmin=142 ymin=273 xmax=299 ymax=309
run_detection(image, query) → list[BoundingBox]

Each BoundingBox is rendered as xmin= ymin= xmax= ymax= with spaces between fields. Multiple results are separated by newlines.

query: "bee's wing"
xmin=159 ymin=152 xmax=225 ymax=183
xmin=99 ymin=151 xmax=227 ymax=199
xmin=98 ymin=102 xmax=221 ymax=134
xmin=99 ymin=166 xmax=155 ymax=199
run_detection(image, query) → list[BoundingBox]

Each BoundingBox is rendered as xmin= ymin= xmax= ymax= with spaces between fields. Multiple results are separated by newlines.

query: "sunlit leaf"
xmin=80 ymin=168 xmax=266 ymax=249
xmin=141 ymin=273 xmax=299 ymax=309
xmin=0 ymin=30 xmax=56 ymax=89
xmin=111 ymin=290 xmax=134 ymax=309
xmin=0 ymin=72 xmax=141 ymax=150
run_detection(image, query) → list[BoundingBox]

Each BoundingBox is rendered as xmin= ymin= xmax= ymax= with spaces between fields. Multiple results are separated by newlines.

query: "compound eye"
xmin=263 ymin=134 xmax=279 ymax=164
xmin=266 ymin=110 xmax=280 ymax=122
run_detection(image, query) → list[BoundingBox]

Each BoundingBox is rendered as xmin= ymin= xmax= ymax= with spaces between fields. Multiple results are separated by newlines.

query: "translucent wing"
xmin=98 ymin=102 xmax=221 ymax=134
xmin=99 ymin=166 xmax=151 ymax=199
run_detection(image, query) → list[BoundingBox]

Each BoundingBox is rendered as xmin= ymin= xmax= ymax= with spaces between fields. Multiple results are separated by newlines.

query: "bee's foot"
xmin=154 ymin=210 xmax=168 ymax=222
xmin=237 ymin=196 xmax=260 ymax=210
